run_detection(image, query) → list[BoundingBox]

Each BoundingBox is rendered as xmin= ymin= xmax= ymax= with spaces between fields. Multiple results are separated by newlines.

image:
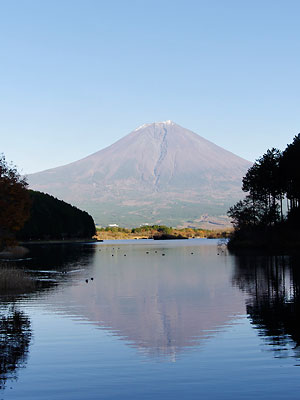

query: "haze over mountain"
xmin=28 ymin=121 xmax=251 ymax=227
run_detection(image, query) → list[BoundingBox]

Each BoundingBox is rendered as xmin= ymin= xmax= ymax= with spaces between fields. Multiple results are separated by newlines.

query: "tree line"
xmin=228 ymin=133 xmax=300 ymax=247
xmin=0 ymin=154 xmax=95 ymax=249
xmin=17 ymin=190 xmax=96 ymax=241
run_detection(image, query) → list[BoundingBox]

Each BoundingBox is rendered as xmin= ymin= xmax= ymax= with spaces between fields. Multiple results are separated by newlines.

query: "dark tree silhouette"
xmin=281 ymin=133 xmax=300 ymax=212
xmin=228 ymin=197 xmax=266 ymax=229
xmin=228 ymin=148 xmax=282 ymax=230
xmin=18 ymin=190 xmax=96 ymax=240
xmin=0 ymin=155 xmax=30 ymax=250
xmin=0 ymin=309 xmax=32 ymax=390
xmin=228 ymin=135 xmax=300 ymax=248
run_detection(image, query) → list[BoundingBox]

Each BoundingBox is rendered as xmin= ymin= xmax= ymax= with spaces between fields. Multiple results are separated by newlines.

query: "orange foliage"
xmin=0 ymin=155 xmax=31 ymax=249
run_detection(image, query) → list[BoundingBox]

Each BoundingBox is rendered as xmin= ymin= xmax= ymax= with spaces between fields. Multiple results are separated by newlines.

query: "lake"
xmin=0 ymin=239 xmax=300 ymax=399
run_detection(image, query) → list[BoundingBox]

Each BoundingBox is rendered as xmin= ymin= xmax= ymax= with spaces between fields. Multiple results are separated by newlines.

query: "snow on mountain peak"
xmin=134 ymin=120 xmax=174 ymax=132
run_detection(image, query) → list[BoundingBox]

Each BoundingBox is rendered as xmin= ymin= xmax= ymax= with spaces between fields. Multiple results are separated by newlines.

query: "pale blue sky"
xmin=1 ymin=0 xmax=300 ymax=174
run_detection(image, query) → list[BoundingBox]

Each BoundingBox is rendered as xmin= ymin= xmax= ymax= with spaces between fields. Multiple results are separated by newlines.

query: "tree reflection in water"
xmin=233 ymin=253 xmax=300 ymax=356
xmin=0 ymin=308 xmax=31 ymax=390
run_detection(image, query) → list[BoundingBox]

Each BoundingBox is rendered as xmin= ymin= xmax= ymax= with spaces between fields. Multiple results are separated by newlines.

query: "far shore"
xmin=95 ymin=226 xmax=232 ymax=241
xmin=0 ymin=227 xmax=231 ymax=260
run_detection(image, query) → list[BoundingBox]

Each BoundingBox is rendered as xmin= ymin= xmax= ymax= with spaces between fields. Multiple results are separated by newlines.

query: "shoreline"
xmin=18 ymin=238 xmax=101 ymax=245
xmin=227 ymin=229 xmax=300 ymax=254
xmin=0 ymin=239 xmax=101 ymax=260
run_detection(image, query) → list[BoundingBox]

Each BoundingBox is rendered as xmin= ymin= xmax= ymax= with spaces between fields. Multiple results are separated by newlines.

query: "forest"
xmin=17 ymin=190 xmax=96 ymax=241
xmin=0 ymin=153 xmax=96 ymax=248
xmin=228 ymin=133 xmax=300 ymax=249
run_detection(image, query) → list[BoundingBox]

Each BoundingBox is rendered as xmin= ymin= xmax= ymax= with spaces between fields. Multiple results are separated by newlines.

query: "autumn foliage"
xmin=0 ymin=155 xmax=31 ymax=249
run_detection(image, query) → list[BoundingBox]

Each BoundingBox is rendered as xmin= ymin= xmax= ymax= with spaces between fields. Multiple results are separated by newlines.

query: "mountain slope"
xmin=28 ymin=121 xmax=251 ymax=227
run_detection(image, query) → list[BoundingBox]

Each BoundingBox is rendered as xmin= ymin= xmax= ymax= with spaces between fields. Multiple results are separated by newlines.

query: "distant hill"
xmin=28 ymin=121 xmax=251 ymax=228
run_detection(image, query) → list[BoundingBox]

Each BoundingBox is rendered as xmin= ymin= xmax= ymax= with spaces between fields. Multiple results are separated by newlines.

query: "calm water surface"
xmin=0 ymin=239 xmax=300 ymax=399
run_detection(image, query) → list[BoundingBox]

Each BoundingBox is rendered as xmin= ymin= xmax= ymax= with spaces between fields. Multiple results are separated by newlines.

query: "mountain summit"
xmin=28 ymin=121 xmax=251 ymax=227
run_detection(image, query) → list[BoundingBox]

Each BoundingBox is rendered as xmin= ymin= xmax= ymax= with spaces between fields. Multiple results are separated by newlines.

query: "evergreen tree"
xmin=228 ymin=133 xmax=300 ymax=244
xmin=18 ymin=191 xmax=96 ymax=240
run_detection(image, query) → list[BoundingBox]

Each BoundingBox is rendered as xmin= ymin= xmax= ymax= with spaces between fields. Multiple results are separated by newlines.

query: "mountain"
xmin=28 ymin=121 xmax=251 ymax=227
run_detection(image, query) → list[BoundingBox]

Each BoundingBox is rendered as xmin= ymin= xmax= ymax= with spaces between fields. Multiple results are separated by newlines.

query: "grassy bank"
xmin=96 ymin=225 xmax=232 ymax=240
xmin=0 ymin=266 xmax=36 ymax=295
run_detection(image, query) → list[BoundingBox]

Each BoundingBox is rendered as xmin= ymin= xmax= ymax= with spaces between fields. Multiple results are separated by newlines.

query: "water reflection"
xmin=9 ymin=244 xmax=97 ymax=294
xmin=2 ymin=242 xmax=300 ymax=400
xmin=0 ymin=244 xmax=95 ymax=391
xmin=0 ymin=307 xmax=32 ymax=390
xmin=233 ymin=253 xmax=300 ymax=357
xmin=46 ymin=243 xmax=245 ymax=359
xmin=14 ymin=242 xmax=300 ymax=363
xmin=24 ymin=243 xmax=95 ymax=271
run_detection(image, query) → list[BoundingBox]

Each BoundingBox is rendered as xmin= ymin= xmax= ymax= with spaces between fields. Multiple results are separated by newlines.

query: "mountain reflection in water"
xmin=2 ymin=242 xmax=300 ymax=400
xmin=40 ymin=242 xmax=245 ymax=359
xmin=232 ymin=253 xmax=300 ymax=358
xmin=12 ymin=242 xmax=300 ymax=365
